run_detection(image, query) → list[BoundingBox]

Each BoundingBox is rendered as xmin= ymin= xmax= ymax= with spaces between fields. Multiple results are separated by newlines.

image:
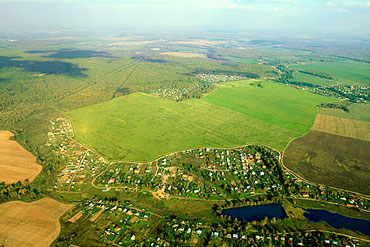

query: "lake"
xmin=221 ymin=203 xmax=288 ymax=222
xmin=304 ymin=208 xmax=370 ymax=236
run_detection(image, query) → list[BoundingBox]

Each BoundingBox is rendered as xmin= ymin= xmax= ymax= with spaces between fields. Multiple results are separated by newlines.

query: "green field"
xmin=290 ymin=60 xmax=370 ymax=86
xmin=291 ymin=71 xmax=335 ymax=86
xmin=66 ymin=80 xmax=336 ymax=162
xmin=319 ymin=104 xmax=370 ymax=122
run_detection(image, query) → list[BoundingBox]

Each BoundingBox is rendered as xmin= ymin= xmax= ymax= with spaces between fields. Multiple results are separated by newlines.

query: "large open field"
xmin=312 ymin=114 xmax=370 ymax=141
xmin=66 ymin=80 xmax=336 ymax=162
xmin=291 ymin=71 xmax=335 ymax=86
xmin=0 ymin=131 xmax=42 ymax=183
xmin=0 ymin=198 xmax=72 ymax=247
xmin=284 ymin=106 xmax=370 ymax=195
xmin=319 ymin=104 xmax=370 ymax=122
xmin=284 ymin=130 xmax=370 ymax=195
xmin=290 ymin=60 xmax=370 ymax=86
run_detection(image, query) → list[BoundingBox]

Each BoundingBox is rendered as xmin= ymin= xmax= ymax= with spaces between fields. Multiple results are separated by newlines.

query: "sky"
xmin=0 ymin=0 xmax=369 ymax=34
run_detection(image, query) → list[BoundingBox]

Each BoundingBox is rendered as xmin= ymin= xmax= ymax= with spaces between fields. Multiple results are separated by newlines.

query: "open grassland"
xmin=320 ymin=104 xmax=370 ymax=122
xmin=290 ymin=60 xmax=370 ymax=86
xmin=312 ymin=114 xmax=370 ymax=141
xmin=66 ymin=80 xmax=335 ymax=162
xmin=203 ymin=81 xmax=337 ymax=134
xmin=0 ymin=131 xmax=42 ymax=183
xmin=0 ymin=198 xmax=72 ymax=247
xmin=291 ymin=71 xmax=335 ymax=86
xmin=160 ymin=52 xmax=206 ymax=58
xmin=284 ymin=130 xmax=370 ymax=195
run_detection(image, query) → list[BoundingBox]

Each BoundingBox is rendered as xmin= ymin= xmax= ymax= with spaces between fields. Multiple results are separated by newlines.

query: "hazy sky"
xmin=0 ymin=0 xmax=369 ymax=34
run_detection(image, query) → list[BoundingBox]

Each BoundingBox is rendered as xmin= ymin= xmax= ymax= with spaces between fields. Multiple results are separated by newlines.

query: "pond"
xmin=221 ymin=203 xmax=288 ymax=222
xmin=304 ymin=208 xmax=370 ymax=236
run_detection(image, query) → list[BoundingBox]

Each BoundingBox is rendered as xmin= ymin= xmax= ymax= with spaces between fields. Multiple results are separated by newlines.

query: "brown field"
xmin=0 ymin=131 xmax=42 ymax=184
xmin=0 ymin=198 xmax=72 ymax=247
xmin=312 ymin=114 xmax=370 ymax=141
xmin=68 ymin=211 xmax=83 ymax=223
xmin=284 ymin=130 xmax=370 ymax=195
xmin=160 ymin=52 xmax=206 ymax=58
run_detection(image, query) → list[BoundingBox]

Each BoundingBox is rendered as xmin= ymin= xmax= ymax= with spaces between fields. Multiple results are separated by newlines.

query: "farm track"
xmin=57 ymin=61 xmax=140 ymax=103
xmin=111 ymin=61 xmax=141 ymax=99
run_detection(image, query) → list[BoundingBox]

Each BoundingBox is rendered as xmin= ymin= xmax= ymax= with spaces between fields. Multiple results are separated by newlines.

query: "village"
xmin=47 ymin=118 xmax=106 ymax=192
xmin=58 ymin=198 xmax=369 ymax=247
xmin=94 ymin=146 xmax=285 ymax=200
xmin=47 ymin=118 xmax=370 ymax=211
xmin=195 ymin=73 xmax=248 ymax=83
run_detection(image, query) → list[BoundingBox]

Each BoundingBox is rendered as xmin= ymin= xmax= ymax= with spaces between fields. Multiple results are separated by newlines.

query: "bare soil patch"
xmin=284 ymin=130 xmax=370 ymax=195
xmin=89 ymin=208 xmax=104 ymax=222
xmin=0 ymin=131 xmax=42 ymax=183
xmin=0 ymin=198 xmax=72 ymax=247
xmin=68 ymin=211 xmax=83 ymax=223
xmin=312 ymin=114 xmax=370 ymax=141
xmin=160 ymin=52 xmax=206 ymax=58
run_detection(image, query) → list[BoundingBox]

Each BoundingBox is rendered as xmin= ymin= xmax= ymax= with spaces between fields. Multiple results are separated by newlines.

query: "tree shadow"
xmin=0 ymin=56 xmax=87 ymax=77
xmin=27 ymin=49 xmax=114 ymax=59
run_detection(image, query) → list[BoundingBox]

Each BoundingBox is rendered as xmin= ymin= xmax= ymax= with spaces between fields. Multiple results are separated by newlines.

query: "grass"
xmin=291 ymin=71 xmax=335 ymax=86
xmin=290 ymin=60 xmax=370 ymax=86
xmin=319 ymin=104 xmax=370 ymax=122
xmin=312 ymin=114 xmax=370 ymax=141
xmin=66 ymin=80 xmax=335 ymax=162
xmin=203 ymin=81 xmax=337 ymax=133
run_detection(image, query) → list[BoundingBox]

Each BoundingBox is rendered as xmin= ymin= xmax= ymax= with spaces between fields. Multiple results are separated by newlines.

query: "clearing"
xmin=66 ymin=80 xmax=336 ymax=162
xmin=0 ymin=198 xmax=72 ymax=247
xmin=0 ymin=131 xmax=42 ymax=183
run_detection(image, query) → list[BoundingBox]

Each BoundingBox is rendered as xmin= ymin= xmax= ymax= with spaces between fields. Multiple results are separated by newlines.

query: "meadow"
xmin=66 ymin=80 xmax=336 ymax=162
xmin=319 ymin=103 xmax=370 ymax=122
xmin=290 ymin=71 xmax=335 ymax=86
xmin=290 ymin=59 xmax=370 ymax=86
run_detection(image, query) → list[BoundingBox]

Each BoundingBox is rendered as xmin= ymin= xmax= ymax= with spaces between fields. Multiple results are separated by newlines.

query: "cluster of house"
xmin=96 ymin=147 xmax=283 ymax=199
xmin=48 ymin=118 xmax=105 ymax=191
xmin=151 ymin=86 xmax=198 ymax=101
xmin=205 ymin=229 xmax=364 ymax=247
xmin=66 ymin=198 xmax=367 ymax=247
xmin=48 ymin=118 xmax=369 ymax=210
xmin=96 ymin=163 xmax=156 ymax=191
xmin=149 ymin=217 xmax=365 ymax=247
xmin=309 ymin=84 xmax=370 ymax=103
xmin=148 ymin=219 xmax=207 ymax=246
xmin=101 ymin=206 xmax=153 ymax=246
xmin=284 ymin=173 xmax=370 ymax=210
xmin=283 ymin=80 xmax=370 ymax=103
xmin=195 ymin=73 xmax=247 ymax=83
